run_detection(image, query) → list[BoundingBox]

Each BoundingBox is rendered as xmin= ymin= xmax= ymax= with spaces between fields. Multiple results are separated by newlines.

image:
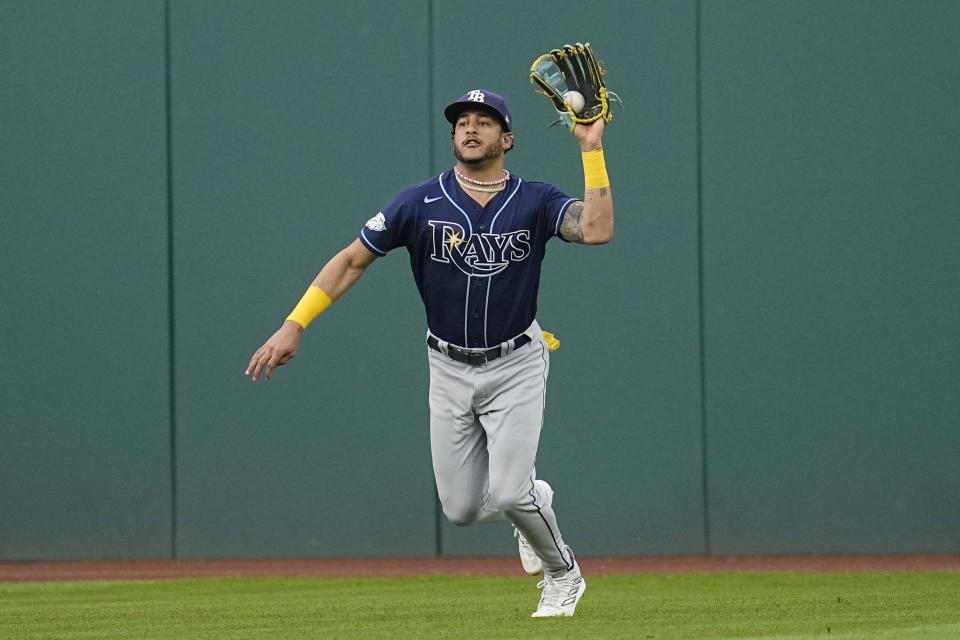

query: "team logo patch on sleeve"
xmin=365 ymin=212 xmax=386 ymax=232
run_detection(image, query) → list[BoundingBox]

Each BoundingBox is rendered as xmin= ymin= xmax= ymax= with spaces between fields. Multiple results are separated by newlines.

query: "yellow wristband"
xmin=582 ymin=149 xmax=610 ymax=190
xmin=286 ymin=285 xmax=332 ymax=329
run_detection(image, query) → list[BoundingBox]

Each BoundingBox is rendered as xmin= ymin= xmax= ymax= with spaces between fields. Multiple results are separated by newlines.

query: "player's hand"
xmin=572 ymin=118 xmax=605 ymax=151
xmin=245 ymin=321 xmax=303 ymax=381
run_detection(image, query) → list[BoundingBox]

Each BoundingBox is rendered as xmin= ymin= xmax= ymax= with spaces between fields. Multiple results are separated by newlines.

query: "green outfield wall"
xmin=1 ymin=0 xmax=957 ymax=561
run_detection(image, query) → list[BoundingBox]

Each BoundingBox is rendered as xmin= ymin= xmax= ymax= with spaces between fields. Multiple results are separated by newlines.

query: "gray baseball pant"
xmin=427 ymin=321 xmax=575 ymax=577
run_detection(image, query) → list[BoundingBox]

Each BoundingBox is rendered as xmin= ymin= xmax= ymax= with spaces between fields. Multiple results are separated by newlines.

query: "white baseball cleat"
xmin=531 ymin=561 xmax=586 ymax=617
xmin=513 ymin=479 xmax=555 ymax=575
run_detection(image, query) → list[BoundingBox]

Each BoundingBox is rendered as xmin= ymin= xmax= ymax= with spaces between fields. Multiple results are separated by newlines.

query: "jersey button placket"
xmin=468 ymin=305 xmax=484 ymax=348
xmin=468 ymin=215 xmax=490 ymax=348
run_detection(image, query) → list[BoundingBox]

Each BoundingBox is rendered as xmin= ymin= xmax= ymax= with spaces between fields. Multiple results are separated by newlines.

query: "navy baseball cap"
xmin=444 ymin=89 xmax=512 ymax=131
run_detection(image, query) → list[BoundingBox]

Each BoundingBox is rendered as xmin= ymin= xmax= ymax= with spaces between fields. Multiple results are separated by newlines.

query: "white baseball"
xmin=564 ymin=90 xmax=585 ymax=114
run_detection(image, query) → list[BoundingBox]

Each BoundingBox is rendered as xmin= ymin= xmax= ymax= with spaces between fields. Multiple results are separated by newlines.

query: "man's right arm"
xmin=245 ymin=238 xmax=377 ymax=381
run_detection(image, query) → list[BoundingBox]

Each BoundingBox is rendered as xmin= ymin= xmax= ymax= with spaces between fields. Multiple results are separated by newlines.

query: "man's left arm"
xmin=558 ymin=119 xmax=613 ymax=245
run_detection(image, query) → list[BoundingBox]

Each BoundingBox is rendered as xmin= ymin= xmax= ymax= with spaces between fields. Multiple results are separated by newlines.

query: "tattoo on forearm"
xmin=559 ymin=203 xmax=585 ymax=243
xmin=599 ymin=187 xmax=608 ymax=197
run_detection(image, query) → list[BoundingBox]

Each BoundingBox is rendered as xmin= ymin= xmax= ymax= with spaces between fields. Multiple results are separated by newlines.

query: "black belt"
xmin=427 ymin=333 xmax=532 ymax=366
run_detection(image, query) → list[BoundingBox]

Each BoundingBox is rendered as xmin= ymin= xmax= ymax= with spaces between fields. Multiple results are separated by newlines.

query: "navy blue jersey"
xmin=358 ymin=170 xmax=577 ymax=348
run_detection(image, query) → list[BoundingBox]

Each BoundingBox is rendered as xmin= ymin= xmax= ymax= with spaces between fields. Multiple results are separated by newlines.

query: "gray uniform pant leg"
xmin=427 ymin=326 xmax=574 ymax=575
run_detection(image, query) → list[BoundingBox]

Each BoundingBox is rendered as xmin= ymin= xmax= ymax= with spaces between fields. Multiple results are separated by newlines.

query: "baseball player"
xmin=246 ymin=89 xmax=613 ymax=617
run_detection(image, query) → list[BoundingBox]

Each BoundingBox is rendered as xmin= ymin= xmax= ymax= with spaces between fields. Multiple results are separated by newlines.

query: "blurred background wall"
xmin=1 ymin=0 xmax=957 ymax=561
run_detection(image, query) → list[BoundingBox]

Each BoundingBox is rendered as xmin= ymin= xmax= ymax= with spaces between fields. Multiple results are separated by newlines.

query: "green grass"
xmin=2 ymin=572 xmax=959 ymax=639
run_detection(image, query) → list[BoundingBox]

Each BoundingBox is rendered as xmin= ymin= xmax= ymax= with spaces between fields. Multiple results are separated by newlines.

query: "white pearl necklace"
xmin=455 ymin=173 xmax=506 ymax=193
xmin=454 ymin=166 xmax=510 ymax=186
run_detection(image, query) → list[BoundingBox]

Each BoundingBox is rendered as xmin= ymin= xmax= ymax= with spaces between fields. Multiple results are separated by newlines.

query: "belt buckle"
xmin=464 ymin=350 xmax=488 ymax=366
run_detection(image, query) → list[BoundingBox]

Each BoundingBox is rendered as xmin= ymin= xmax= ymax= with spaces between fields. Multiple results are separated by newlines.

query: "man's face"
xmin=452 ymin=110 xmax=513 ymax=164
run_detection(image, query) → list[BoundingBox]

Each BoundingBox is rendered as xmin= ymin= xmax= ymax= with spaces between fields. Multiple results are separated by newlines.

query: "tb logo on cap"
xmin=467 ymin=90 xmax=485 ymax=103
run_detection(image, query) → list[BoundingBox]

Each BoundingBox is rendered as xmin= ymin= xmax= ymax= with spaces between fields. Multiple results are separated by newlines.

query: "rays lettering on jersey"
xmin=428 ymin=220 xmax=531 ymax=277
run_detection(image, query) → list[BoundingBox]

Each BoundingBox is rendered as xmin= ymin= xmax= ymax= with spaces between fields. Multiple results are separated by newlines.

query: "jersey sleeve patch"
xmin=365 ymin=212 xmax=386 ymax=232
xmin=358 ymin=199 xmax=408 ymax=256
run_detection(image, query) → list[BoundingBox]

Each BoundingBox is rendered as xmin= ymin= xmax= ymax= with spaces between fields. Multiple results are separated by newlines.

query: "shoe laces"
xmin=535 ymin=571 xmax=581 ymax=608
